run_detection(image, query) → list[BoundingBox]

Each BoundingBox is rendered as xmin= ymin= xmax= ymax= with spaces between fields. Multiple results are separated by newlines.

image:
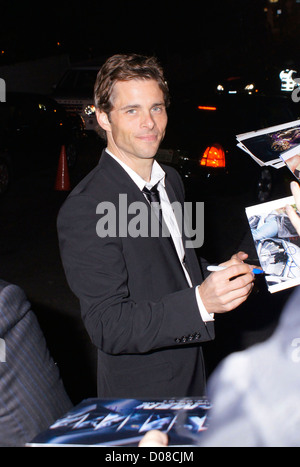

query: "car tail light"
xmin=200 ymin=143 xmax=226 ymax=168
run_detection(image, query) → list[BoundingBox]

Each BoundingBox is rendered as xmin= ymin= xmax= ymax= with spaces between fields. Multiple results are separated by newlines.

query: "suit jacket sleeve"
xmin=0 ymin=280 xmax=72 ymax=446
xmin=57 ymin=192 xmax=214 ymax=356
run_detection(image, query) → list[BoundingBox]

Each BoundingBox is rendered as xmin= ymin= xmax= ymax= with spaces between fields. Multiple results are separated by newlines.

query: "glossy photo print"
xmin=246 ymin=196 xmax=300 ymax=293
xmin=236 ymin=119 xmax=300 ymax=168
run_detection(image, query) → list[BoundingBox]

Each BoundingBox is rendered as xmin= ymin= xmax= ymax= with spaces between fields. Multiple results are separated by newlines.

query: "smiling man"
xmin=57 ymin=54 xmax=254 ymax=399
xmin=96 ymin=78 xmax=167 ymax=181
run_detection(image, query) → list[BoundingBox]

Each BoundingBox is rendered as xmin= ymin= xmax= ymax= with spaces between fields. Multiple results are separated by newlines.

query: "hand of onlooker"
xmin=198 ymin=251 xmax=255 ymax=315
xmin=286 ymin=181 xmax=300 ymax=236
xmin=287 ymin=155 xmax=300 ymax=173
xmin=138 ymin=430 xmax=168 ymax=447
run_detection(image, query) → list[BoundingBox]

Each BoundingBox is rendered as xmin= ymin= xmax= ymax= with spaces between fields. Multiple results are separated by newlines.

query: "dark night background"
xmin=1 ymin=0 xmax=299 ymax=86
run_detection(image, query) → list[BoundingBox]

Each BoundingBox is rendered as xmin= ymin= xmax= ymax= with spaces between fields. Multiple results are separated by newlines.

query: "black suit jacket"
xmin=57 ymin=150 xmax=214 ymax=398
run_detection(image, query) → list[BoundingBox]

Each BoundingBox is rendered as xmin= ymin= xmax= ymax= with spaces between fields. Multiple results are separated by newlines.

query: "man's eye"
xmin=152 ymin=106 xmax=163 ymax=113
xmin=126 ymin=108 xmax=137 ymax=115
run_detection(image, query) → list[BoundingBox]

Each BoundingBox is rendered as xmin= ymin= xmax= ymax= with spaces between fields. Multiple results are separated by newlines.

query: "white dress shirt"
xmin=105 ymin=149 xmax=214 ymax=323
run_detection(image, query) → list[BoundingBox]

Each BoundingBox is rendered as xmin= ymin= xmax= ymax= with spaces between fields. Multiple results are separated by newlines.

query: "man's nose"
xmin=141 ymin=111 xmax=155 ymax=129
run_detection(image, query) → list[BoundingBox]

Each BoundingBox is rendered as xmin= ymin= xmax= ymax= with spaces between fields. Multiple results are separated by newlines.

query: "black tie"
xmin=142 ymin=184 xmax=162 ymax=222
xmin=142 ymin=182 xmax=182 ymax=266
xmin=142 ymin=184 xmax=179 ymax=255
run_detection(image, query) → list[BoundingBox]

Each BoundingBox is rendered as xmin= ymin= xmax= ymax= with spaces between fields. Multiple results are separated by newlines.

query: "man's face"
xmin=99 ymin=79 xmax=168 ymax=163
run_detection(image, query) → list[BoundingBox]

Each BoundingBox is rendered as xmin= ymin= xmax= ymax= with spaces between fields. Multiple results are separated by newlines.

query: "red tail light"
xmin=200 ymin=143 xmax=226 ymax=168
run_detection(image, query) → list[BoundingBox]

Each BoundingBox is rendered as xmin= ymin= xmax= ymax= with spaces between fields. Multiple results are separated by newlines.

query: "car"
xmin=215 ymin=75 xmax=259 ymax=95
xmin=52 ymin=64 xmax=102 ymax=132
xmin=157 ymin=92 xmax=300 ymax=261
xmin=160 ymin=92 xmax=299 ymax=200
xmin=0 ymin=92 xmax=84 ymax=194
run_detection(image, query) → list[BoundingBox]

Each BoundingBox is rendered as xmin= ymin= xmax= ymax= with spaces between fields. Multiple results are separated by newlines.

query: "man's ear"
xmin=96 ymin=110 xmax=111 ymax=132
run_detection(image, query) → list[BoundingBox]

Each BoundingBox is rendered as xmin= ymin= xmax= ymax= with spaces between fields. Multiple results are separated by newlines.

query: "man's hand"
xmin=198 ymin=251 xmax=255 ymax=315
xmin=138 ymin=430 xmax=168 ymax=447
xmin=286 ymin=181 xmax=300 ymax=236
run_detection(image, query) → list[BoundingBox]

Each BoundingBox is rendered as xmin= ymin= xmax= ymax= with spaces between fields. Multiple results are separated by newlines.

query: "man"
xmin=57 ymin=54 xmax=254 ymax=399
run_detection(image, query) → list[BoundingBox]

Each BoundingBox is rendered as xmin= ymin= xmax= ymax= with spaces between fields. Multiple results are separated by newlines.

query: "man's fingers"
xmin=290 ymin=181 xmax=300 ymax=209
xmin=220 ymin=281 xmax=254 ymax=307
xmin=220 ymin=251 xmax=249 ymax=268
xmin=201 ymin=268 xmax=254 ymax=314
xmin=233 ymin=251 xmax=249 ymax=262
xmin=139 ymin=430 xmax=168 ymax=447
xmin=217 ymin=263 xmax=254 ymax=281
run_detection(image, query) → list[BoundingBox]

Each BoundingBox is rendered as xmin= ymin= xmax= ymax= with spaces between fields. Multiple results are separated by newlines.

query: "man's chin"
xmin=138 ymin=147 xmax=161 ymax=160
xmin=136 ymin=137 xmax=164 ymax=159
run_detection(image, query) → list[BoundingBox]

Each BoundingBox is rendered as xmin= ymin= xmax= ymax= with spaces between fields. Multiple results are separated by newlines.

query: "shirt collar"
xmin=106 ymin=149 xmax=166 ymax=191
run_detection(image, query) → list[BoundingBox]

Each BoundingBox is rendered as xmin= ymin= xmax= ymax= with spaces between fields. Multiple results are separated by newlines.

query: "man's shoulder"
xmin=160 ymin=163 xmax=185 ymax=200
xmin=69 ymin=164 xmax=107 ymax=198
xmin=67 ymin=151 xmax=120 ymax=199
xmin=161 ymin=163 xmax=183 ymax=186
xmin=161 ymin=162 xmax=180 ymax=177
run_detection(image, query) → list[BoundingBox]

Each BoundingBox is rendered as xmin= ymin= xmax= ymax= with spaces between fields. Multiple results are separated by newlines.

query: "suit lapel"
xmin=164 ymin=171 xmax=201 ymax=286
xmin=99 ymin=151 xmax=190 ymax=285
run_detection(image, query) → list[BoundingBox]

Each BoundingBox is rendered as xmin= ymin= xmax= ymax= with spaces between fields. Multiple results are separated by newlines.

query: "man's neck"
xmin=106 ymin=145 xmax=153 ymax=182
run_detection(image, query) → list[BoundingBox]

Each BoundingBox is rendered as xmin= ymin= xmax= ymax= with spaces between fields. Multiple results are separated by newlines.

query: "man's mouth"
xmin=137 ymin=134 xmax=158 ymax=142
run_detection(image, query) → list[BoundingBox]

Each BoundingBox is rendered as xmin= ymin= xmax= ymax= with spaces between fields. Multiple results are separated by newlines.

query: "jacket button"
xmin=175 ymin=338 xmax=181 ymax=343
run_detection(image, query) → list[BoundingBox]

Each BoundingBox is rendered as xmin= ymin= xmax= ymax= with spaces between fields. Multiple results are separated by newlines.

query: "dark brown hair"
xmin=94 ymin=53 xmax=170 ymax=115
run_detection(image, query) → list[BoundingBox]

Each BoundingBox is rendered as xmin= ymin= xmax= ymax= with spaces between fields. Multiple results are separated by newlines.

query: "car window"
xmin=75 ymin=70 xmax=98 ymax=93
xmin=56 ymin=69 xmax=98 ymax=94
xmin=56 ymin=70 xmax=78 ymax=91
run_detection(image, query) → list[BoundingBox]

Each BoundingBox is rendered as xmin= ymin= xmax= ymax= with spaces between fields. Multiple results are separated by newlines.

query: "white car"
xmin=53 ymin=65 xmax=101 ymax=132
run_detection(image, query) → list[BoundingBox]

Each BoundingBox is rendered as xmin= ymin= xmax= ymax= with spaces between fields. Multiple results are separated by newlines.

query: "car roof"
xmin=4 ymin=92 xmax=59 ymax=103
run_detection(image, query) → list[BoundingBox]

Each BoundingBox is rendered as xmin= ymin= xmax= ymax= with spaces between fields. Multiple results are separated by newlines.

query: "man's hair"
xmin=94 ymin=53 xmax=170 ymax=137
